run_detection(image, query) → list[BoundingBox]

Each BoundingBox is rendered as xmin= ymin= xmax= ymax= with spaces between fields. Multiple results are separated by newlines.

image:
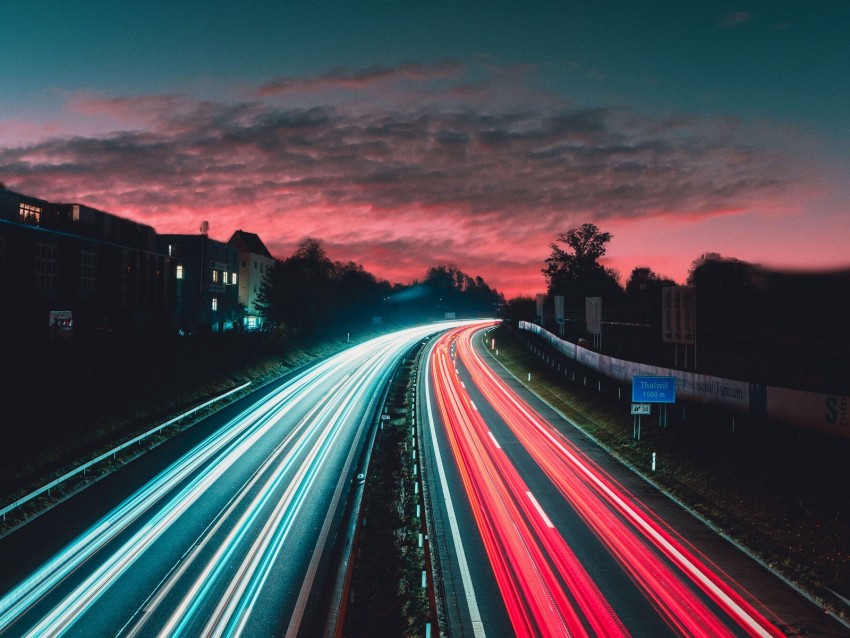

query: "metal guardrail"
xmin=1 ymin=381 xmax=252 ymax=521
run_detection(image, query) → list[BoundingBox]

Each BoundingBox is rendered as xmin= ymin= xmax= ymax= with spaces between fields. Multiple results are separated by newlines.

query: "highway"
xmin=421 ymin=324 xmax=840 ymax=637
xmin=2 ymin=321 xmax=843 ymax=637
xmin=0 ymin=324 xmax=467 ymax=637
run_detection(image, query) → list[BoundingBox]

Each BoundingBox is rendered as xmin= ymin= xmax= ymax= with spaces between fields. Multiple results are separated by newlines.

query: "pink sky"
xmin=2 ymin=62 xmax=849 ymax=299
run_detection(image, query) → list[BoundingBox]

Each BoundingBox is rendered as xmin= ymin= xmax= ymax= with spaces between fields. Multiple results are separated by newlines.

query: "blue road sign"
xmin=632 ymin=376 xmax=676 ymax=404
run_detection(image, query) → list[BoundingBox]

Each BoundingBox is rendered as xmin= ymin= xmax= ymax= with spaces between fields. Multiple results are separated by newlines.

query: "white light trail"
xmin=0 ymin=322 xmax=481 ymax=637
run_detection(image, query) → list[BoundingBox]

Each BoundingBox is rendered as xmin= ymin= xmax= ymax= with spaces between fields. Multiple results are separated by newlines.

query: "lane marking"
xmin=424 ymin=353 xmax=486 ymax=638
xmin=526 ymin=491 xmax=554 ymax=529
xmin=471 ymin=330 xmax=777 ymax=637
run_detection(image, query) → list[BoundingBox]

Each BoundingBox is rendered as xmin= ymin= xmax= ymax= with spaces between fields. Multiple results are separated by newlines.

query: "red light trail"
xmin=431 ymin=327 xmax=628 ymax=637
xmin=431 ymin=324 xmax=787 ymax=637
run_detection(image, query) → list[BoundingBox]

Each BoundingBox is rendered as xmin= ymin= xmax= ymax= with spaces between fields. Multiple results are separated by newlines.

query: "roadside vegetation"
xmin=256 ymin=238 xmax=503 ymax=339
xmin=493 ymin=323 xmax=850 ymax=620
xmin=510 ymin=223 xmax=850 ymax=394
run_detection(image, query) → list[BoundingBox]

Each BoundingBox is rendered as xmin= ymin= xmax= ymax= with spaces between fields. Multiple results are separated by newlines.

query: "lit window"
xmin=231 ymin=272 xmax=238 ymax=285
xmin=176 ymin=264 xmax=184 ymax=279
xmin=212 ymin=269 xmax=219 ymax=283
xmin=168 ymin=244 xmax=174 ymax=257
xmin=19 ymin=202 xmax=42 ymax=225
xmin=211 ymin=297 xmax=218 ymax=311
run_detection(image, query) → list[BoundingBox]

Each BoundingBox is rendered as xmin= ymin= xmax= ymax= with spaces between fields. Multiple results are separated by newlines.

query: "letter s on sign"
xmin=826 ymin=396 xmax=837 ymax=424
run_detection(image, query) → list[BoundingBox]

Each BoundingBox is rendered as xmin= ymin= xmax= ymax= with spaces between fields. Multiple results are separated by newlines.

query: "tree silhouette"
xmin=259 ymin=244 xmax=503 ymax=334
xmin=423 ymin=265 xmax=503 ymax=318
xmin=542 ymin=223 xmax=622 ymax=306
xmin=257 ymin=238 xmax=335 ymax=335
xmin=625 ymin=266 xmax=674 ymax=309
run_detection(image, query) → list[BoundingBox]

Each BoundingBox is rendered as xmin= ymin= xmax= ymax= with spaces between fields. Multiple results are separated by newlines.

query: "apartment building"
xmin=158 ymin=233 xmax=240 ymax=333
xmin=228 ymin=230 xmax=275 ymax=330
xmin=0 ymin=188 xmax=173 ymax=337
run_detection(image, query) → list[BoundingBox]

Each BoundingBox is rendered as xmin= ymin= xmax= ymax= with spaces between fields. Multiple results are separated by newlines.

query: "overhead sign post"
xmin=585 ymin=296 xmax=602 ymax=350
xmin=631 ymin=376 xmax=676 ymax=440
xmin=662 ymin=285 xmax=696 ymax=370
xmin=554 ymin=295 xmax=565 ymax=337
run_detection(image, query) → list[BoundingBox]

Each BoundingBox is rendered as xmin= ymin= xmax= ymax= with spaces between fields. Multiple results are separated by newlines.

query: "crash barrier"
xmin=1 ymin=382 xmax=252 ymax=521
xmin=519 ymin=321 xmax=849 ymax=439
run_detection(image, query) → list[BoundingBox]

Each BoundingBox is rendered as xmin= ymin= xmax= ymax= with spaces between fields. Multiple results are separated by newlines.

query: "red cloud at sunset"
xmin=0 ymin=62 xmax=829 ymax=298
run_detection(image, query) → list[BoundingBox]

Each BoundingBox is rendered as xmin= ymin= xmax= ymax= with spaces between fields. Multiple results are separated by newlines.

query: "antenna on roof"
xmin=199 ymin=220 xmax=209 ymax=234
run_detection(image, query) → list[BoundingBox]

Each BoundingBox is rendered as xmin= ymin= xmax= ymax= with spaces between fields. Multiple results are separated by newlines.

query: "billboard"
xmin=554 ymin=295 xmax=564 ymax=323
xmin=585 ymin=297 xmax=602 ymax=335
xmin=662 ymin=285 xmax=695 ymax=344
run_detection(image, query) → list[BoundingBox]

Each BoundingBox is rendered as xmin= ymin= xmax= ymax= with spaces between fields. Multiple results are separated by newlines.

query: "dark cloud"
xmin=1 ymin=97 xmax=792 ymax=219
xmin=720 ymin=11 xmax=753 ymax=27
xmin=0 ymin=74 xmax=799 ymax=295
xmin=258 ymin=60 xmax=465 ymax=96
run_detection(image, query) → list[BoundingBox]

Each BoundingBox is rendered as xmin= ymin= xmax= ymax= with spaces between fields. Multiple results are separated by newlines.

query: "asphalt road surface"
xmin=0 ymin=324 xmax=472 ymax=637
xmin=419 ymin=324 xmax=849 ymax=637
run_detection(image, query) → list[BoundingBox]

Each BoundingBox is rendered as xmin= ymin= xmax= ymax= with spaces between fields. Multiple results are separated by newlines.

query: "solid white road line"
xmin=424 ymin=351 xmax=486 ymax=638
